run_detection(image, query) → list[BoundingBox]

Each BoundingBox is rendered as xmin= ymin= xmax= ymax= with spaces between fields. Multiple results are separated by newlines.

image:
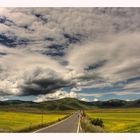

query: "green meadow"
xmin=0 ymin=111 xmax=67 ymax=132
xmin=86 ymin=108 xmax=140 ymax=132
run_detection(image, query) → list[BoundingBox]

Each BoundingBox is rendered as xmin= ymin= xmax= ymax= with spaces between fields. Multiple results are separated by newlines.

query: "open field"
xmin=0 ymin=111 xmax=69 ymax=132
xmin=86 ymin=108 xmax=140 ymax=132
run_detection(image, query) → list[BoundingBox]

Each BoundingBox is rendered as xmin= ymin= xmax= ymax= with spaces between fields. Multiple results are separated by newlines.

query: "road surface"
xmin=35 ymin=111 xmax=80 ymax=133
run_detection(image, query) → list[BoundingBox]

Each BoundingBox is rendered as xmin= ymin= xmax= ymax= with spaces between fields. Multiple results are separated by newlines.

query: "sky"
xmin=0 ymin=8 xmax=140 ymax=102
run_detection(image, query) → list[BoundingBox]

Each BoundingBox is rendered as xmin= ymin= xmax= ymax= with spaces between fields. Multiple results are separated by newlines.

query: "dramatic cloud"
xmin=0 ymin=46 xmax=73 ymax=95
xmin=67 ymin=33 xmax=140 ymax=85
xmin=34 ymin=90 xmax=77 ymax=102
xmin=0 ymin=8 xmax=140 ymax=101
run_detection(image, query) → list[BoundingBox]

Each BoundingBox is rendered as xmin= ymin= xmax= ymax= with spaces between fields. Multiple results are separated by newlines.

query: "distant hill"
xmin=39 ymin=98 xmax=94 ymax=110
xmin=0 ymin=98 xmax=140 ymax=111
xmin=91 ymin=99 xmax=140 ymax=108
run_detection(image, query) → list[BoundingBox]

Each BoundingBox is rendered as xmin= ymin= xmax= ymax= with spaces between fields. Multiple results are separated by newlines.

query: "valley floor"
xmin=86 ymin=108 xmax=140 ymax=132
xmin=0 ymin=111 xmax=69 ymax=132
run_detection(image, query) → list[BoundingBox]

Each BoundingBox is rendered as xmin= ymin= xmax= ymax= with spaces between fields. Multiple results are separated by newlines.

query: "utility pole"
xmin=41 ymin=108 xmax=44 ymax=126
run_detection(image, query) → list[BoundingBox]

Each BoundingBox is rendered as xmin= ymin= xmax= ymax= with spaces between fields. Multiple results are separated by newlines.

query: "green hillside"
xmin=0 ymin=98 xmax=140 ymax=112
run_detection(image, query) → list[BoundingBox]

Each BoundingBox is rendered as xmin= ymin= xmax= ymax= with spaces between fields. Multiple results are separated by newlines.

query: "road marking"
xmin=77 ymin=112 xmax=81 ymax=133
xmin=33 ymin=112 xmax=77 ymax=133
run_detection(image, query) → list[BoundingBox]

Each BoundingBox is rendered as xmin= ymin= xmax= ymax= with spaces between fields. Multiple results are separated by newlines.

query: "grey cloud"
xmin=20 ymin=68 xmax=75 ymax=96
xmin=1 ymin=8 xmax=140 ymax=56
xmin=0 ymin=8 xmax=140 ymax=100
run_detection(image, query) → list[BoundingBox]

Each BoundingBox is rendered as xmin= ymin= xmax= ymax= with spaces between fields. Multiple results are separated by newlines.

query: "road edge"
xmin=77 ymin=112 xmax=81 ymax=133
xmin=33 ymin=112 xmax=76 ymax=133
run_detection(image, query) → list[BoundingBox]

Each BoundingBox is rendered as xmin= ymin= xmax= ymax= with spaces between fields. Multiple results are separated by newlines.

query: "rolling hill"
xmin=0 ymin=98 xmax=140 ymax=112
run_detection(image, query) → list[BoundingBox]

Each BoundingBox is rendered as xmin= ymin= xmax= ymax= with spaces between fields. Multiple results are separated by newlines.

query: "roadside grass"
xmin=86 ymin=108 xmax=140 ymax=132
xmin=80 ymin=111 xmax=105 ymax=133
xmin=81 ymin=118 xmax=105 ymax=132
xmin=0 ymin=111 xmax=69 ymax=132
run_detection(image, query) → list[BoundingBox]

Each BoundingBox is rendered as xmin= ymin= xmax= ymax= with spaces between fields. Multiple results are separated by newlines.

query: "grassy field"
xmin=86 ymin=108 xmax=140 ymax=132
xmin=0 ymin=111 xmax=68 ymax=132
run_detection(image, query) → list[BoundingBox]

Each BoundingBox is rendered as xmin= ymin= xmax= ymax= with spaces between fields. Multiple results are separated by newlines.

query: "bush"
xmin=90 ymin=118 xmax=104 ymax=127
xmin=81 ymin=118 xmax=105 ymax=133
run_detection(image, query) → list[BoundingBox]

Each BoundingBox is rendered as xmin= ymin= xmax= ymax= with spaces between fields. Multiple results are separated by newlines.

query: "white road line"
xmin=33 ymin=112 xmax=76 ymax=133
xmin=77 ymin=112 xmax=81 ymax=133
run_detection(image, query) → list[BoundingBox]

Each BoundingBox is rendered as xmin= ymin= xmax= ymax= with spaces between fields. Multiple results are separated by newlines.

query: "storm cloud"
xmin=0 ymin=8 xmax=140 ymax=101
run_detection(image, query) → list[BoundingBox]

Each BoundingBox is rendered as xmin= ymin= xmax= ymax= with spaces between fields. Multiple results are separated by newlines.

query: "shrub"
xmin=81 ymin=118 xmax=105 ymax=133
xmin=90 ymin=118 xmax=104 ymax=127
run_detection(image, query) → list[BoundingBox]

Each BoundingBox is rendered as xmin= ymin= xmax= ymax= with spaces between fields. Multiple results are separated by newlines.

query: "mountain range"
xmin=0 ymin=98 xmax=140 ymax=111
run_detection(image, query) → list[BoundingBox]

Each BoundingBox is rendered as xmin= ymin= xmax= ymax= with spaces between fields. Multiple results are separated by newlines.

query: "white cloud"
xmin=80 ymin=98 xmax=90 ymax=102
xmin=0 ymin=96 xmax=8 ymax=101
xmin=71 ymin=87 xmax=81 ymax=92
xmin=0 ymin=44 xmax=71 ymax=95
xmin=0 ymin=8 xmax=140 ymax=100
xmin=67 ymin=33 xmax=140 ymax=82
xmin=34 ymin=90 xmax=77 ymax=102
xmin=93 ymin=98 xmax=99 ymax=102
xmin=77 ymin=93 xmax=103 ymax=98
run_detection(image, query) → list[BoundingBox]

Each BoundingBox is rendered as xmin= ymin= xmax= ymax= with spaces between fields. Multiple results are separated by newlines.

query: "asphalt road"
xmin=35 ymin=111 xmax=80 ymax=133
